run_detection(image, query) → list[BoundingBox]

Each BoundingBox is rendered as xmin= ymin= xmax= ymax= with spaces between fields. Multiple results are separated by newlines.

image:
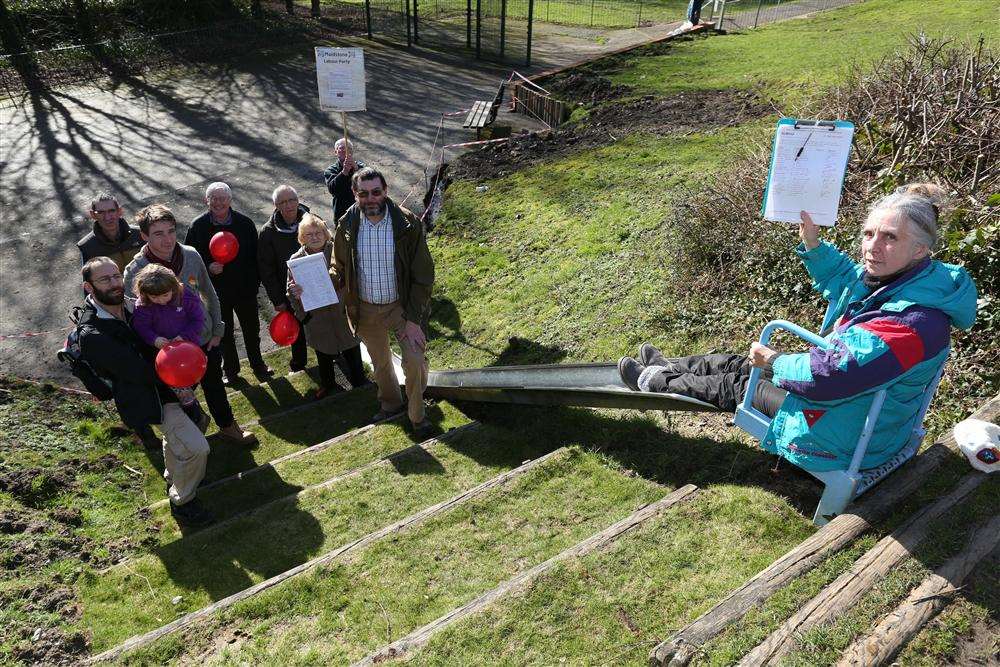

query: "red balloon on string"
xmin=155 ymin=341 xmax=208 ymax=388
xmin=269 ymin=310 xmax=300 ymax=346
xmin=209 ymin=231 xmax=239 ymax=264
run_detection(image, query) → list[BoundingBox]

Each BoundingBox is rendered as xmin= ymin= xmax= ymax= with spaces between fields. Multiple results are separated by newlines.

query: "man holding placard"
xmin=324 ymin=138 xmax=366 ymax=224
xmin=330 ymin=167 xmax=435 ymax=435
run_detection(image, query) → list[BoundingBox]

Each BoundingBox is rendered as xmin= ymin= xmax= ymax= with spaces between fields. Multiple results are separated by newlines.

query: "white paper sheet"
xmin=287 ymin=252 xmax=339 ymax=312
xmin=315 ymin=47 xmax=366 ymax=112
xmin=763 ymin=120 xmax=854 ymax=227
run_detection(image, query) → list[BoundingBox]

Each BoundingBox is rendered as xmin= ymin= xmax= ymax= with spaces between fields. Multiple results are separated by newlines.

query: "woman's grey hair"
xmin=272 ymin=184 xmax=298 ymax=204
xmin=205 ymin=182 xmax=232 ymax=199
xmin=866 ymin=184 xmax=945 ymax=250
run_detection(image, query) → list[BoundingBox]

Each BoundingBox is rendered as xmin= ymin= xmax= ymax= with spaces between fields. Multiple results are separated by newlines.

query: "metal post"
xmin=405 ymin=0 xmax=412 ymax=46
xmin=365 ymin=0 xmax=373 ymax=38
xmin=717 ymin=0 xmax=726 ymax=30
xmin=636 ymin=0 xmax=642 ymax=27
xmin=467 ymin=0 xmax=472 ymax=47
xmin=499 ymin=0 xmax=506 ymax=59
xmin=413 ymin=0 xmax=419 ymax=42
xmin=589 ymin=0 xmax=595 ymax=27
xmin=475 ymin=0 xmax=481 ymax=58
xmin=752 ymin=0 xmax=764 ymax=28
xmin=526 ymin=0 xmax=533 ymax=66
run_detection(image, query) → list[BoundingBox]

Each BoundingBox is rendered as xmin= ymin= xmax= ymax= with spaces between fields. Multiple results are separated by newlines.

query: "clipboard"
xmin=762 ymin=118 xmax=854 ymax=227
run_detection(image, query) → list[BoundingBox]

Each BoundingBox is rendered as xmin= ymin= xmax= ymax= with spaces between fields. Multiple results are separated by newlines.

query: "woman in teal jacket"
xmin=621 ymin=183 xmax=978 ymax=472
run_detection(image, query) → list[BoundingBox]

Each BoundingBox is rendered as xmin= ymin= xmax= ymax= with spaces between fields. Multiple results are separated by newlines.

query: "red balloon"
xmin=155 ymin=341 xmax=208 ymax=388
xmin=209 ymin=231 xmax=239 ymax=264
xmin=269 ymin=310 xmax=300 ymax=346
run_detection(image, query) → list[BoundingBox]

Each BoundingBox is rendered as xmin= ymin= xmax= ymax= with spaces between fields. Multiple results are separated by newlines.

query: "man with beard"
xmin=77 ymin=257 xmax=213 ymax=527
xmin=330 ymin=167 xmax=435 ymax=435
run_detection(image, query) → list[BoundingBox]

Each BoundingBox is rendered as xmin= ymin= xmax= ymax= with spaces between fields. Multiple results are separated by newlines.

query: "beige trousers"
xmin=356 ymin=300 xmax=428 ymax=424
xmin=160 ymin=402 xmax=210 ymax=505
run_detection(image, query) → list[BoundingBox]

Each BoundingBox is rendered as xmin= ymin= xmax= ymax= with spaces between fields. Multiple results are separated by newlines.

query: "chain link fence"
xmin=0 ymin=0 xmax=365 ymax=94
xmin=709 ymin=0 xmax=859 ymax=31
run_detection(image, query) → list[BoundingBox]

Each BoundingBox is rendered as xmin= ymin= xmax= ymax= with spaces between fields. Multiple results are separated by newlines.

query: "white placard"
xmin=315 ymin=47 xmax=366 ymax=112
xmin=762 ymin=119 xmax=854 ymax=227
xmin=288 ymin=252 xmax=339 ymax=312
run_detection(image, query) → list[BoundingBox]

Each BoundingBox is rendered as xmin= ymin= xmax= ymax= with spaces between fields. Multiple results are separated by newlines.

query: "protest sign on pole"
xmin=315 ymin=47 xmax=366 ymax=147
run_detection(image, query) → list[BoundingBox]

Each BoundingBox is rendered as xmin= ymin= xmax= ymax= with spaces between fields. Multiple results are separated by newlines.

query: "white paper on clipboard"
xmin=762 ymin=119 xmax=854 ymax=227
xmin=287 ymin=252 xmax=339 ymax=312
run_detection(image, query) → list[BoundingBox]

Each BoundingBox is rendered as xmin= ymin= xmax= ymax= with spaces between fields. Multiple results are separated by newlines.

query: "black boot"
xmin=170 ymin=497 xmax=214 ymax=528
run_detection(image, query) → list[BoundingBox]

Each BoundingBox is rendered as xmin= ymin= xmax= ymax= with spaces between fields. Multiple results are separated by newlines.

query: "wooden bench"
xmin=463 ymin=80 xmax=507 ymax=139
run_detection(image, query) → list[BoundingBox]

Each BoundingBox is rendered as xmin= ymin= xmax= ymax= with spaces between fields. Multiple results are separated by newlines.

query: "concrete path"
xmin=0 ymin=21 xmax=684 ymax=381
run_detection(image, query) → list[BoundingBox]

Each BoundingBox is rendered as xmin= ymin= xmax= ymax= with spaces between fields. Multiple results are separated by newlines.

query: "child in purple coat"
xmin=132 ymin=264 xmax=208 ymax=430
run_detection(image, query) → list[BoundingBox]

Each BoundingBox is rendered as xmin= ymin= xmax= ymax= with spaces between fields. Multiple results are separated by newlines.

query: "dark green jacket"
xmin=330 ymin=198 xmax=434 ymax=333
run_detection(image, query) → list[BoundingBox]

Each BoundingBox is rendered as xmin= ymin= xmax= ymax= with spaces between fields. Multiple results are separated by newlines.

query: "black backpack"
xmin=57 ymin=307 xmax=114 ymax=401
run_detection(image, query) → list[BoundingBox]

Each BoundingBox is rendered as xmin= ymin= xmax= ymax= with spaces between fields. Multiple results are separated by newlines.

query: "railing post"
xmin=499 ymin=0 xmax=506 ymax=59
xmin=590 ymin=0 xmax=595 ymax=27
xmin=752 ymin=0 xmax=764 ymax=28
xmin=717 ymin=0 xmax=726 ymax=30
xmin=413 ymin=0 xmax=419 ymax=42
xmin=526 ymin=0 xmax=534 ymax=65
xmin=365 ymin=0 xmax=373 ymax=38
xmin=466 ymin=0 xmax=472 ymax=47
xmin=636 ymin=0 xmax=643 ymax=27
xmin=475 ymin=0 xmax=481 ymax=59
xmin=405 ymin=0 xmax=412 ymax=46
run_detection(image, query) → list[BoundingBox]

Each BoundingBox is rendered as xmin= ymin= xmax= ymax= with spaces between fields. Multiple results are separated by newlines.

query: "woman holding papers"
xmin=287 ymin=214 xmax=368 ymax=399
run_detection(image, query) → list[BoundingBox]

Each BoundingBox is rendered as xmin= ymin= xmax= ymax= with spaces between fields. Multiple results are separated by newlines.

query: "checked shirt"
xmin=357 ymin=211 xmax=399 ymax=305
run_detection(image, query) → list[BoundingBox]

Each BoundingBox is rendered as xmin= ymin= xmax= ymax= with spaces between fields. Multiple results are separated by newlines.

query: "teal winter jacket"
xmin=763 ymin=241 xmax=977 ymax=472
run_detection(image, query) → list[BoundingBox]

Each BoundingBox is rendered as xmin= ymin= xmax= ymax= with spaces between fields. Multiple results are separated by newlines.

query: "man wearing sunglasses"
xmin=330 ymin=167 xmax=435 ymax=435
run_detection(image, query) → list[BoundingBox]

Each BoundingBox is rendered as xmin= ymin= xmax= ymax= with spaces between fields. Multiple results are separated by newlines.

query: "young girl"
xmin=131 ymin=263 xmax=209 ymax=430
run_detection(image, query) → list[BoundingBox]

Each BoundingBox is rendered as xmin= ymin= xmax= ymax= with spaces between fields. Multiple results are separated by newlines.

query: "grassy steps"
xmin=76 ymin=415 xmax=580 ymax=652
xmin=100 ymin=446 xmax=680 ymax=664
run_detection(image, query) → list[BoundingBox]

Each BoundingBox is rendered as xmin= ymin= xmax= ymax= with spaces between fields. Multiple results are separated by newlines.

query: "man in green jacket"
xmin=330 ymin=167 xmax=435 ymax=434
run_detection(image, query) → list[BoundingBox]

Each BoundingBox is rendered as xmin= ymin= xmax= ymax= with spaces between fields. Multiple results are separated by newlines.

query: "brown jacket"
xmin=286 ymin=243 xmax=359 ymax=355
xmin=330 ymin=198 xmax=434 ymax=334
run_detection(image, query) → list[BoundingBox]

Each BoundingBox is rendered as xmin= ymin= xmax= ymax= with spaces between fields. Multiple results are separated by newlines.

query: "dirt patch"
xmin=544 ymin=70 xmax=633 ymax=104
xmin=452 ymin=88 xmax=770 ymax=182
xmin=1 ymin=581 xmax=88 ymax=666
xmin=0 ymin=455 xmax=117 ymax=508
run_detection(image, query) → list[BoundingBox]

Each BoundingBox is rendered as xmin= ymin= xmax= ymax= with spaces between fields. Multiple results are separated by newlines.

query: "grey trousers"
xmin=645 ymin=353 xmax=787 ymax=416
xmin=161 ymin=402 xmax=210 ymax=505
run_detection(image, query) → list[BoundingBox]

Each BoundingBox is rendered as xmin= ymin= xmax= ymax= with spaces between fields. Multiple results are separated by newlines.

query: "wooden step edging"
xmin=836 ymin=512 xmax=1000 ymax=667
xmin=354 ymin=484 xmax=700 ymax=666
xmin=86 ymin=446 xmax=573 ymax=663
xmin=102 ymin=423 xmax=480 ymax=575
xmin=649 ymin=392 xmax=1000 ymax=667
xmin=243 ymin=380 xmax=369 ymax=428
xmin=147 ymin=409 xmax=406 ymax=511
xmin=737 ymin=468 xmax=990 ymax=666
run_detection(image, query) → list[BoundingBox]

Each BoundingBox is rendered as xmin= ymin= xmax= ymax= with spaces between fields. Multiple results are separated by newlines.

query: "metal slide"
xmin=361 ymin=345 xmax=719 ymax=412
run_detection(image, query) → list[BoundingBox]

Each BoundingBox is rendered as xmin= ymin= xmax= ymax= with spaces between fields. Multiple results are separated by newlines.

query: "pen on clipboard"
xmin=794 ymin=132 xmax=812 ymax=161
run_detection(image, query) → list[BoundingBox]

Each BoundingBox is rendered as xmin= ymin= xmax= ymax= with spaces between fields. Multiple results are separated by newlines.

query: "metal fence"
xmin=711 ymin=0 xmax=859 ymax=31
xmin=0 ymin=2 xmax=365 ymax=94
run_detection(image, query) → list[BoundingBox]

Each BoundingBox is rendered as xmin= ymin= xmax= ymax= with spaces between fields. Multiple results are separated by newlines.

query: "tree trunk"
xmin=312 ymin=0 xmax=322 ymax=17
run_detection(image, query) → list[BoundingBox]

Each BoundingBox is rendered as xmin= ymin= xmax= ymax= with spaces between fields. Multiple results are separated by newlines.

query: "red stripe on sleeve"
xmin=857 ymin=319 xmax=925 ymax=371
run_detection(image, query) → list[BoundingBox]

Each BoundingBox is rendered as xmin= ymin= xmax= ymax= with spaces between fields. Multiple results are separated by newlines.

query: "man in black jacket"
xmin=77 ymin=192 xmax=144 ymax=273
xmin=185 ymin=182 xmax=271 ymax=385
xmin=323 ymin=139 xmax=365 ymax=224
xmin=78 ymin=256 xmax=213 ymax=527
